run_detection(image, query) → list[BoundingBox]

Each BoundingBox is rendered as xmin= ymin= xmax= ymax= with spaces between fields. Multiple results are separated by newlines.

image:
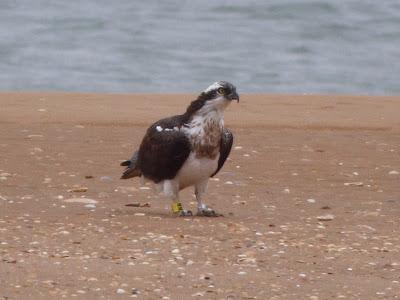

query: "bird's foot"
xmin=171 ymin=202 xmax=193 ymax=217
xmin=196 ymin=206 xmax=223 ymax=217
xmin=178 ymin=210 xmax=193 ymax=217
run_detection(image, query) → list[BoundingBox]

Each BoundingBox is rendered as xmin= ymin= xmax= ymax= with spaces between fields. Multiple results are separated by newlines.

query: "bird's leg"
xmin=163 ymin=180 xmax=192 ymax=217
xmin=195 ymin=180 xmax=222 ymax=217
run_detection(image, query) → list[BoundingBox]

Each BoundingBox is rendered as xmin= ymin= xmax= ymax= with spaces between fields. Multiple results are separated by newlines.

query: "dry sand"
xmin=0 ymin=92 xmax=399 ymax=299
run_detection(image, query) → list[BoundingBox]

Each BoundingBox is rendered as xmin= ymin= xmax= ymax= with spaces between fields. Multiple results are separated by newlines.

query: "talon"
xmin=197 ymin=208 xmax=223 ymax=217
xmin=178 ymin=210 xmax=193 ymax=217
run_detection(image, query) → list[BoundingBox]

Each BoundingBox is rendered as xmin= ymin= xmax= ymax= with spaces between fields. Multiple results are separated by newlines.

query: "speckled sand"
xmin=1 ymin=93 xmax=399 ymax=299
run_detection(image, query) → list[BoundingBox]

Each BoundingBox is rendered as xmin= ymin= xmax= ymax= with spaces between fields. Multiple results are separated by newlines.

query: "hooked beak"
xmin=227 ymin=91 xmax=240 ymax=102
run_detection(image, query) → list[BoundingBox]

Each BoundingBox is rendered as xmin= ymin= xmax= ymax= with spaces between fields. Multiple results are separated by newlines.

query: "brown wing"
xmin=137 ymin=117 xmax=191 ymax=183
xmin=211 ymin=128 xmax=233 ymax=177
xmin=121 ymin=115 xmax=191 ymax=183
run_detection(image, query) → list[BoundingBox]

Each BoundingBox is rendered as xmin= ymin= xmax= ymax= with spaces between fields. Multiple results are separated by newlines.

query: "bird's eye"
xmin=217 ymin=87 xmax=226 ymax=95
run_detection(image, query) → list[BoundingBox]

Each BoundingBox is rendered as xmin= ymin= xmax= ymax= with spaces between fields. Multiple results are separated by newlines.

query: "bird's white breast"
xmin=176 ymin=152 xmax=219 ymax=189
xmin=174 ymin=108 xmax=223 ymax=189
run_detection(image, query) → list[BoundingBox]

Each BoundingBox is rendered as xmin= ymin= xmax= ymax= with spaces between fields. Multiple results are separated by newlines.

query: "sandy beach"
xmin=1 ymin=92 xmax=399 ymax=299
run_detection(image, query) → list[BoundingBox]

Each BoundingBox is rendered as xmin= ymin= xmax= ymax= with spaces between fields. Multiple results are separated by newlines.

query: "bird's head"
xmin=186 ymin=81 xmax=239 ymax=116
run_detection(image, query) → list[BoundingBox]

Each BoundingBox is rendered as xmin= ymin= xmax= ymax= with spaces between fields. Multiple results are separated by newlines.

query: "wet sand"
xmin=1 ymin=92 xmax=399 ymax=299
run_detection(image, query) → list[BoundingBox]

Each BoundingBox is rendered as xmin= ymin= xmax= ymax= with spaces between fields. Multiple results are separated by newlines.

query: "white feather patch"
xmin=204 ymin=81 xmax=222 ymax=93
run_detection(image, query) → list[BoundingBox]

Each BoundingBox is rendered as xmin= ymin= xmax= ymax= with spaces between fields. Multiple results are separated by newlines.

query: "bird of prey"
xmin=120 ymin=81 xmax=239 ymax=217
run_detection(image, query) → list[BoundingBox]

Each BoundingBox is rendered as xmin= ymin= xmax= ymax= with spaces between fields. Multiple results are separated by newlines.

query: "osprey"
xmin=120 ymin=81 xmax=239 ymax=217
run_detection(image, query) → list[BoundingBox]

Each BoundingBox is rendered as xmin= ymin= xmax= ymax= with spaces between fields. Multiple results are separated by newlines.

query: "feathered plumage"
xmin=121 ymin=81 xmax=239 ymax=216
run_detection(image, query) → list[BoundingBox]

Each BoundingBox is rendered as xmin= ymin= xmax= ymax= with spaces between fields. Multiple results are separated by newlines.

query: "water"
xmin=1 ymin=0 xmax=400 ymax=95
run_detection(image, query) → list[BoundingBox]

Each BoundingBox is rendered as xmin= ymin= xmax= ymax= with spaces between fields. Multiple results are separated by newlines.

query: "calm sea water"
xmin=1 ymin=0 xmax=399 ymax=94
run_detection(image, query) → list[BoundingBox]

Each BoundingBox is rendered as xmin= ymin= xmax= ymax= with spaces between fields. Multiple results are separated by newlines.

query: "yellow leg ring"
xmin=171 ymin=202 xmax=183 ymax=213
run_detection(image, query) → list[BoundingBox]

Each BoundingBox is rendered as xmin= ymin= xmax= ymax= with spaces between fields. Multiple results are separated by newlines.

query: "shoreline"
xmin=1 ymin=92 xmax=399 ymax=130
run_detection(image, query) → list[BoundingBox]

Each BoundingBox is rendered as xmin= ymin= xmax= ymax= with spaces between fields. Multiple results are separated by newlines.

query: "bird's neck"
xmin=188 ymin=108 xmax=224 ymax=132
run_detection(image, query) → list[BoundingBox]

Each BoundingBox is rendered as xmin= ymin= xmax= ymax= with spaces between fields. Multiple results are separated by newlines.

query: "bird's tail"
xmin=120 ymin=151 xmax=142 ymax=179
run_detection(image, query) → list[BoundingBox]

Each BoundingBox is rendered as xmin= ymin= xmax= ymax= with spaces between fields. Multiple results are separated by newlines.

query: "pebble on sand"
xmin=317 ymin=214 xmax=335 ymax=221
xmin=125 ymin=202 xmax=151 ymax=208
xmin=68 ymin=187 xmax=88 ymax=192
xmin=343 ymin=182 xmax=364 ymax=187
xmin=64 ymin=198 xmax=98 ymax=204
xmin=27 ymin=134 xmax=44 ymax=139
xmin=134 ymin=213 xmax=146 ymax=216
